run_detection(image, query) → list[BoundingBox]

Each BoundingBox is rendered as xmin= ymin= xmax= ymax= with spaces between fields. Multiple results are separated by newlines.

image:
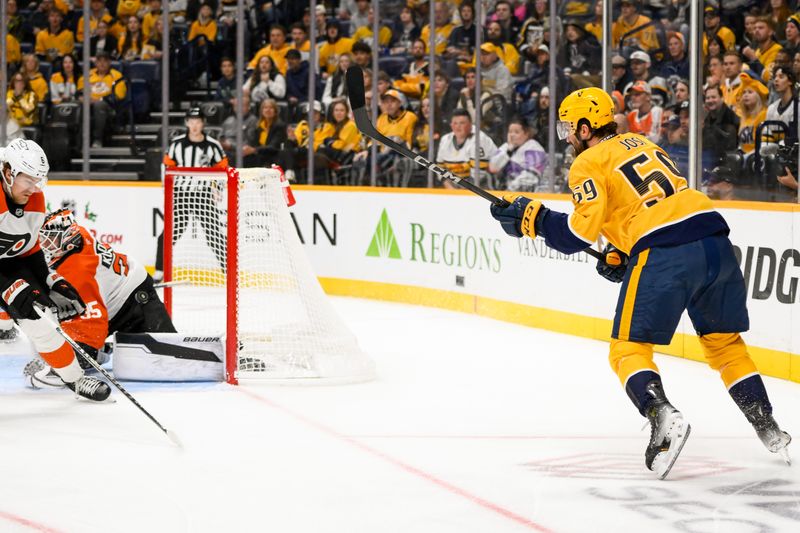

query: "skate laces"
xmin=75 ymin=376 xmax=103 ymax=396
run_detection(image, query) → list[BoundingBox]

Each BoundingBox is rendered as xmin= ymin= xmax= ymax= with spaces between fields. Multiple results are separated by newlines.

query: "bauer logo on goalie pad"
xmin=0 ymin=232 xmax=31 ymax=257
xmin=113 ymin=332 xmax=224 ymax=382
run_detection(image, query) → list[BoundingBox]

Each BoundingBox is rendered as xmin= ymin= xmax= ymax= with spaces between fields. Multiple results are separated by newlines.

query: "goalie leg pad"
xmin=112 ymin=332 xmax=224 ymax=382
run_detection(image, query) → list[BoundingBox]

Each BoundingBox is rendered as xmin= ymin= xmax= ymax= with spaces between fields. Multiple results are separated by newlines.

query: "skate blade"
xmin=778 ymin=447 xmax=791 ymax=465
xmin=657 ymin=423 xmax=692 ymax=480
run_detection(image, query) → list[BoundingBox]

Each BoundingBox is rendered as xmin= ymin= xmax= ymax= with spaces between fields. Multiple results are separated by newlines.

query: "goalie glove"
xmin=46 ymin=273 xmax=86 ymax=320
xmin=596 ymin=244 xmax=629 ymax=283
xmin=490 ymin=194 xmax=547 ymax=239
xmin=1 ymin=279 xmax=57 ymax=321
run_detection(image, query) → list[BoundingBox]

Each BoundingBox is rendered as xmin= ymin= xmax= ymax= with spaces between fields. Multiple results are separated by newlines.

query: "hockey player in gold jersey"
xmin=490 ymin=87 xmax=791 ymax=479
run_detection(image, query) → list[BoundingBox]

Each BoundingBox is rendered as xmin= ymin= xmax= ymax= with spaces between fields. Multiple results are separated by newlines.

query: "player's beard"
xmin=569 ymin=135 xmax=589 ymax=156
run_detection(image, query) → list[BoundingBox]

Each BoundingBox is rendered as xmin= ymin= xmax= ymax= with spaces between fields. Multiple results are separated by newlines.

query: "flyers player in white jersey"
xmin=23 ymin=209 xmax=177 ymax=387
xmin=0 ymin=139 xmax=111 ymax=401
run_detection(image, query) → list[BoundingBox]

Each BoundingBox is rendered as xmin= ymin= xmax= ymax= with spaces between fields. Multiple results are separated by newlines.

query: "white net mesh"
xmin=166 ymin=167 xmax=375 ymax=383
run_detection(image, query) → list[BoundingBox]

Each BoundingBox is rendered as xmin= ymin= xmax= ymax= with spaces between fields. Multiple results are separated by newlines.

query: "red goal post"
xmin=162 ymin=166 xmax=373 ymax=385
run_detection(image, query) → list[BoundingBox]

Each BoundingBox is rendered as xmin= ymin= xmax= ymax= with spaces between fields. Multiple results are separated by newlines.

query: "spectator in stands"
xmin=289 ymin=23 xmax=311 ymax=61
xmin=484 ymin=21 xmax=522 ymax=75
xmin=36 ymin=9 xmax=75 ymax=63
xmin=585 ymin=0 xmax=602 ymax=42
xmin=394 ymin=39 xmax=430 ymax=100
xmin=706 ymin=54 xmax=724 ymax=87
xmin=489 ymin=116 xmax=546 ymax=192
xmin=660 ymin=31 xmax=689 ymax=79
xmin=5 ymin=33 xmax=21 ymax=72
xmin=703 ymin=5 xmax=735 ymax=55
xmin=318 ymin=99 xmax=362 ymax=167
xmin=743 ymin=16 xmax=783 ymax=82
xmin=431 ymin=72 xmax=460 ymax=128
xmin=354 ymin=89 xmax=418 ymax=181
xmin=492 ymin=1 xmax=521 ymax=45
xmin=312 ymin=4 xmax=327 ymax=41
xmin=249 ymin=25 xmax=291 ymax=75
xmin=322 ymin=53 xmax=351 ymax=106
xmin=421 ymin=2 xmax=454 ymax=55
xmin=319 ymin=20 xmax=355 ymax=77
xmin=413 ymin=97 xmax=437 ymax=156
xmin=77 ymin=50 xmax=127 ymax=148
xmin=703 ymin=84 xmax=740 ymax=168
xmin=557 ymin=20 xmax=601 ymax=77
xmin=349 ymin=0 xmax=370 ymax=36
xmin=628 ymin=51 xmax=654 ymax=85
xmin=5 ymin=0 xmax=24 ymax=42
xmin=532 ymin=87 xmax=550 ymax=148
xmin=721 ymin=51 xmax=744 ymax=108
xmin=77 ymin=0 xmax=114 ymax=41
xmin=50 ymin=53 xmax=78 ymax=105
xmin=248 ymin=99 xmax=287 ymax=167
xmin=91 ymin=19 xmax=119 ymax=60
xmin=673 ymin=78 xmax=690 ymax=107
xmin=351 ymin=41 xmax=372 ymax=70
xmin=142 ymin=0 xmax=161 ymax=39
xmin=188 ymin=3 xmax=218 ymax=45
xmin=662 ymin=101 xmax=690 ymax=177
xmin=766 ymin=66 xmax=797 ymax=141
xmin=612 ymin=54 xmax=631 ymax=93
xmin=735 ymin=73 xmax=769 ymax=157
xmin=479 ymin=43 xmax=512 ymax=101
xmin=782 ymin=14 xmax=800 ymax=56
xmin=220 ymin=94 xmax=259 ymax=165
xmin=446 ymin=1 xmax=481 ymax=62
xmin=456 ymin=68 xmax=477 ymax=120
xmin=707 ymin=33 xmax=725 ymax=60
xmin=285 ymin=49 xmax=311 ymax=111
xmin=612 ymin=0 xmax=659 ymax=52
xmin=793 ymin=50 xmax=800 ymax=82
xmin=142 ymin=15 xmax=165 ymax=60
xmin=705 ymin=167 xmax=737 ymax=200
xmin=31 ymin=0 xmax=55 ymax=36
xmin=20 ymin=54 xmax=49 ymax=103
xmin=244 ymin=55 xmax=287 ymax=106
xmin=375 ymin=71 xmax=391 ymax=100
xmin=286 ymin=100 xmax=328 ymax=182
xmin=390 ymin=6 xmax=421 ymax=56
xmin=777 ymin=168 xmax=800 ymax=191
xmin=436 ymin=108 xmax=497 ymax=189
xmin=626 ymin=80 xmax=663 ymax=144
xmin=741 ymin=11 xmax=759 ymax=51
xmin=216 ymin=57 xmax=237 ymax=110
xmin=767 ymin=0 xmax=791 ymax=41
xmin=118 ymin=15 xmax=145 ymax=61
xmin=6 ymin=72 xmax=39 ymax=130
xmin=353 ymin=7 xmax=392 ymax=48
xmin=118 ymin=0 xmax=146 ymax=19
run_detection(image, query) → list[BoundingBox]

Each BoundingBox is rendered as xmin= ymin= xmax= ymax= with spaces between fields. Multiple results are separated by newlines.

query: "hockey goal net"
xmin=163 ymin=166 xmax=374 ymax=384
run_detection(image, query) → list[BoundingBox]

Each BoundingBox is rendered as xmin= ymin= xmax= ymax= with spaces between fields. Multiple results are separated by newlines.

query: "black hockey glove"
xmin=490 ymin=194 xmax=546 ymax=239
xmin=1 ymin=279 xmax=57 ymax=320
xmin=596 ymin=244 xmax=629 ymax=283
xmin=46 ymin=273 xmax=86 ymax=320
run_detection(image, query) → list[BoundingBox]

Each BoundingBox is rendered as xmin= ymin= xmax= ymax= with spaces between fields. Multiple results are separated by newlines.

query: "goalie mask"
xmin=40 ymin=209 xmax=83 ymax=264
xmin=1 ymin=138 xmax=49 ymax=192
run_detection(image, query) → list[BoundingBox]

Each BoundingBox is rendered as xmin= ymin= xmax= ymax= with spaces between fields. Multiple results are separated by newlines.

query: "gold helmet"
xmin=557 ymin=87 xmax=615 ymax=140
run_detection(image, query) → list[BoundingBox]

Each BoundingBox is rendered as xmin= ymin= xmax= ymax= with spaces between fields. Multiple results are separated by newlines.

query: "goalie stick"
xmin=34 ymin=304 xmax=183 ymax=448
xmin=344 ymin=66 xmax=603 ymax=262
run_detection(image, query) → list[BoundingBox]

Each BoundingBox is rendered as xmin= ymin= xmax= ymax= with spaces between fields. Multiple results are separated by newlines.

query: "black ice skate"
xmin=66 ymin=375 xmax=112 ymax=402
xmin=0 ymin=326 xmax=18 ymax=342
xmin=644 ymin=381 xmax=691 ymax=480
xmin=742 ymin=402 xmax=792 ymax=464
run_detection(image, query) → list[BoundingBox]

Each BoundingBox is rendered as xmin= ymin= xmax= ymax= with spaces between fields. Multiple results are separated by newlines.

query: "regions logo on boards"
xmin=366 ymin=209 xmax=401 ymax=259
xmin=365 ymin=209 xmax=502 ymax=272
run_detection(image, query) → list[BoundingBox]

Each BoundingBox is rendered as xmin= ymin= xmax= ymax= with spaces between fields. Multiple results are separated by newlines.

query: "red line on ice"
xmin=238 ymin=388 xmax=552 ymax=533
xmin=0 ymin=511 xmax=64 ymax=533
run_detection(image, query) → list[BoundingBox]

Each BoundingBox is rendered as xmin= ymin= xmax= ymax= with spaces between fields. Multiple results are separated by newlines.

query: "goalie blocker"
xmin=112 ymin=332 xmax=224 ymax=381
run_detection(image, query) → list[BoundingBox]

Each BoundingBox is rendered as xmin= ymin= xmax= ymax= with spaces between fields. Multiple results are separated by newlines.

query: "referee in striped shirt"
xmin=155 ymin=107 xmax=229 ymax=281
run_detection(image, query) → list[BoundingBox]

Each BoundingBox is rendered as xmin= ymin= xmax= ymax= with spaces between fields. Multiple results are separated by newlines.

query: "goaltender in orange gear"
xmin=489 ymin=87 xmax=791 ymax=478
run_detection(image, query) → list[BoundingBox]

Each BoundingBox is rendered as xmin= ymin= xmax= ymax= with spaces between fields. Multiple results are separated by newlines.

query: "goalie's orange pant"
xmin=609 ymin=333 xmax=759 ymax=413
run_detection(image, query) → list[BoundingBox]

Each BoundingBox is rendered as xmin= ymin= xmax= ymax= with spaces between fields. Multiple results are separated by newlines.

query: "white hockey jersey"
xmin=489 ymin=139 xmax=548 ymax=191
xmin=52 ymin=227 xmax=147 ymax=349
xmin=435 ymin=131 xmax=498 ymax=180
xmin=0 ymin=190 xmax=45 ymax=260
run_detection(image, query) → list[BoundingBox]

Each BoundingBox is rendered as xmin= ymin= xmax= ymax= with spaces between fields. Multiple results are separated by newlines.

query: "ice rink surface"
xmin=0 ymin=297 xmax=798 ymax=533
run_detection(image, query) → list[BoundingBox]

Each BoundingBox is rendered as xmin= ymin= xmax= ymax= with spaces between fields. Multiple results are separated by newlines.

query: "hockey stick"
xmin=34 ymin=304 xmax=183 ymax=448
xmin=345 ymin=66 xmax=603 ymax=262
xmin=153 ymin=280 xmax=191 ymax=290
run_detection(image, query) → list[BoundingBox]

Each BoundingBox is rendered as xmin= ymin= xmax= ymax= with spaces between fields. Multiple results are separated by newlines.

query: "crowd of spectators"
xmin=2 ymin=0 xmax=799 ymax=198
